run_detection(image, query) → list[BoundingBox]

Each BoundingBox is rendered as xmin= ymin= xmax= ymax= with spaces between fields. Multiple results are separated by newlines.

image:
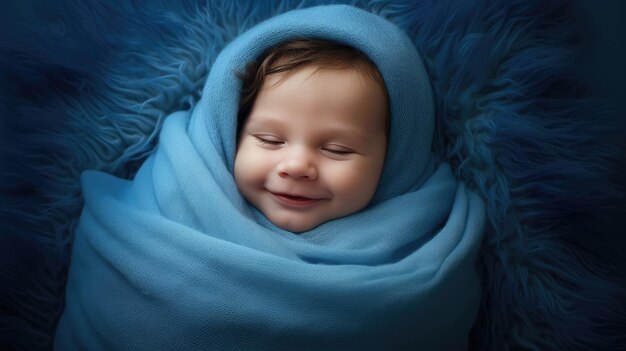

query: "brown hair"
xmin=236 ymin=38 xmax=389 ymax=139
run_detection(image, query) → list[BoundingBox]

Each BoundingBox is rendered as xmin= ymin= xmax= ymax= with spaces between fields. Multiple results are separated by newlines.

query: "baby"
xmin=55 ymin=6 xmax=484 ymax=349
xmin=234 ymin=39 xmax=389 ymax=232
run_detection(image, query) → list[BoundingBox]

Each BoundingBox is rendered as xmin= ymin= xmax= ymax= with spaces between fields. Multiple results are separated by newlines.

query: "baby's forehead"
xmin=262 ymin=65 xmax=377 ymax=91
xmin=250 ymin=65 xmax=388 ymax=137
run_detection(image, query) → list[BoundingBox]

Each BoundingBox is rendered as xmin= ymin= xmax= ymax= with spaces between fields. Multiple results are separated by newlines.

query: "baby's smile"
xmin=269 ymin=191 xmax=326 ymax=207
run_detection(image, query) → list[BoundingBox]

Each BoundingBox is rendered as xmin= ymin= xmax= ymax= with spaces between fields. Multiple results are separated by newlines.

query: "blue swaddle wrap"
xmin=54 ymin=5 xmax=485 ymax=350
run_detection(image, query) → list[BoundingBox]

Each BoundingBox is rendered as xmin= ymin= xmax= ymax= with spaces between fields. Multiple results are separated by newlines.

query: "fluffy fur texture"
xmin=0 ymin=0 xmax=623 ymax=350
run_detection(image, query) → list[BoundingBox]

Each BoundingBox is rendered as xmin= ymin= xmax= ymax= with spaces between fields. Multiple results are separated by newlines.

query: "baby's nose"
xmin=275 ymin=150 xmax=318 ymax=180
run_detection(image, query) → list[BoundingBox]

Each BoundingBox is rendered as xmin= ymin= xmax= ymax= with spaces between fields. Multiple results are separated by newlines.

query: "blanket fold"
xmin=54 ymin=5 xmax=485 ymax=350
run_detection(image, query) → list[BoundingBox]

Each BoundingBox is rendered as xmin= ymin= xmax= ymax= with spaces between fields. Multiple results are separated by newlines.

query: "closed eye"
xmin=254 ymin=136 xmax=284 ymax=146
xmin=326 ymin=150 xmax=352 ymax=156
xmin=322 ymin=147 xmax=355 ymax=158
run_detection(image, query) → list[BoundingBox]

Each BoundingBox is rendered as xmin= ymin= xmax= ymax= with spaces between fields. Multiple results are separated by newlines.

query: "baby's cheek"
xmin=235 ymin=146 xmax=269 ymax=183
xmin=330 ymin=164 xmax=378 ymax=202
xmin=235 ymin=140 xmax=263 ymax=175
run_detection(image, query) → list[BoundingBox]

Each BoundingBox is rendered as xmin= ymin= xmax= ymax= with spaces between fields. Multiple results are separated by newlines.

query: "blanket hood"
xmin=188 ymin=4 xmax=435 ymax=204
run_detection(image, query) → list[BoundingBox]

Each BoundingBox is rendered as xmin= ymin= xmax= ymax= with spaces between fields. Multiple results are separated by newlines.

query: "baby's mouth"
xmin=271 ymin=192 xmax=322 ymax=207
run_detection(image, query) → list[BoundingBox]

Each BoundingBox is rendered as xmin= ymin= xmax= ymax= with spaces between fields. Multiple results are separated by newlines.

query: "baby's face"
xmin=234 ymin=66 xmax=387 ymax=232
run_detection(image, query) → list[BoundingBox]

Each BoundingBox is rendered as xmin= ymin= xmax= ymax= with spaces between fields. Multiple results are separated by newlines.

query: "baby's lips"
xmin=273 ymin=192 xmax=317 ymax=201
xmin=267 ymin=188 xmax=323 ymax=200
xmin=268 ymin=191 xmax=331 ymax=207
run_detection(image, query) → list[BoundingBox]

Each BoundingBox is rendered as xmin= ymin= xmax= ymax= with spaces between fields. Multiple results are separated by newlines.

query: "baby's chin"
xmin=258 ymin=201 xmax=369 ymax=233
xmin=264 ymin=211 xmax=329 ymax=233
xmin=269 ymin=216 xmax=321 ymax=233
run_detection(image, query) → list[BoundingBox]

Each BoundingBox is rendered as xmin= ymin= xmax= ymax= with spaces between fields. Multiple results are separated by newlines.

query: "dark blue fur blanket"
xmin=1 ymin=0 xmax=625 ymax=349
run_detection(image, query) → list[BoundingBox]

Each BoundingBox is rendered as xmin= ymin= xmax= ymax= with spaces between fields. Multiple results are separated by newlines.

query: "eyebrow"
xmin=244 ymin=116 xmax=285 ymax=131
xmin=326 ymin=126 xmax=372 ymax=144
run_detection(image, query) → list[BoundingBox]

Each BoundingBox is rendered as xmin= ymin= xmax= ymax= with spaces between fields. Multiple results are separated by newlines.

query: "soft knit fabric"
xmin=53 ymin=5 xmax=485 ymax=350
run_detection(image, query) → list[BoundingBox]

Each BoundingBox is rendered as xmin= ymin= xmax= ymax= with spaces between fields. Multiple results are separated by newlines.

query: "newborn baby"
xmin=54 ymin=5 xmax=485 ymax=350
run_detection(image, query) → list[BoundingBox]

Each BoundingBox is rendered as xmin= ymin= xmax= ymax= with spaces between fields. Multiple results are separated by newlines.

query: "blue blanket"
xmin=54 ymin=5 xmax=485 ymax=350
